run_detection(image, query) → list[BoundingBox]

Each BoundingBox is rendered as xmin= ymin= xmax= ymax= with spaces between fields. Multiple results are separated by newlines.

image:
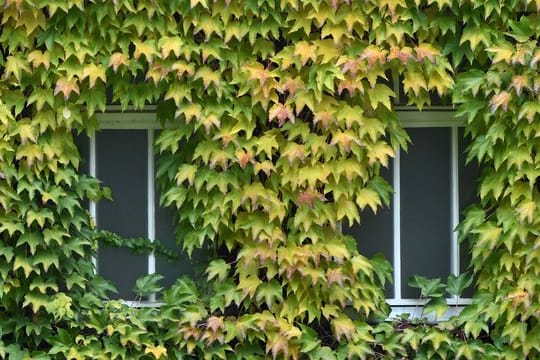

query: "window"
xmin=76 ymin=111 xmax=194 ymax=301
xmin=77 ymin=110 xmax=479 ymax=308
xmin=344 ymin=111 xmax=480 ymax=309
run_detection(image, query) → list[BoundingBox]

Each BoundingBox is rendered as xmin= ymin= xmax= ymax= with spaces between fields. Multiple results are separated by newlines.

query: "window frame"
xmin=88 ymin=108 xmax=475 ymax=312
xmin=90 ymin=109 xmax=162 ymax=302
xmin=387 ymin=109 xmax=473 ymax=309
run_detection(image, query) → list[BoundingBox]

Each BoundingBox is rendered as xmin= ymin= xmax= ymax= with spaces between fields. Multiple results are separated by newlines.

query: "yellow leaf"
xmin=158 ymin=36 xmax=183 ymax=58
xmin=356 ymin=188 xmax=381 ymax=213
xmin=294 ymin=41 xmax=317 ymax=65
xmin=81 ymin=64 xmax=106 ymax=88
xmin=28 ymin=50 xmax=51 ymax=70
xmin=367 ymin=142 xmax=395 ymax=167
xmin=516 ymin=200 xmax=535 ymax=224
xmin=144 ymin=345 xmax=167 ymax=359
xmin=108 ymin=52 xmax=129 ymax=73
xmin=133 ymin=39 xmax=155 ymax=62
xmin=331 ymin=315 xmax=355 ymax=341
xmin=486 ymin=44 xmax=514 ymax=64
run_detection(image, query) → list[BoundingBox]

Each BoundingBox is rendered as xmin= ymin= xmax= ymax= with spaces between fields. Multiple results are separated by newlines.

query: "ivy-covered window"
xmin=77 ymin=111 xmax=479 ymax=306
xmin=345 ymin=111 xmax=480 ymax=306
xmin=76 ymin=112 xmax=193 ymax=300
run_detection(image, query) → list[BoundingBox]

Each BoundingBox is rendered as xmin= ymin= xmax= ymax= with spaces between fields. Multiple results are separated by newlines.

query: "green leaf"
xmin=446 ymin=273 xmax=473 ymax=297
xmin=368 ymin=84 xmax=395 ymax=110
xmin=423 ymin=297 xmax=449 ymax=319
xmin=206 ymin=259 xmax=231 ymax=282
xmin=133 ymin=273 xmax=164 ymax=297
xmin=23 ymin=292 xmax=50 ymax=313
xmin=408 ymin=275 xmax=445 ymax=298
xmin=255 ymin=280 xmax=283 ymax=308
xmin=4 ymin=55 xmax=30 ymax=82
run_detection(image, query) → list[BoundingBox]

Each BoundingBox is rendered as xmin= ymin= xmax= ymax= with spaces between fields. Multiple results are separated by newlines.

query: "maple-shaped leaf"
xmin=460 ymin=24 xmax=493 ymax=51
xmin=388 ymin=45 xmax=415 ymax=64
xmin=337 ymin=77 xmax=364 ymax=96
xmin=282 ymin=143 xmax=306 ymax=165
xmin=518 ymin=101 xmax=540 ymax=123
xmin=54 ymin=78 xmax=80 ymax=100
xmin=294 ymin=41 xmax=317 ymax=65
xmin=244 ymin=62 xmax=275 ymax=87
xmin=341 ymin=59 xmax=362 ymax=76
xmin=4 ymin=55 xmax=31 ymax=82
xmin=279 ymin=77 xmax=304 ymax=97
xmin=255 ymin=134 xmax=279 ymax=157
xmin=313 ymin=110 xmax=335 ymax=128
xmin=403 ymin=70 xmax=427 ymax=97
xmin=108 ymin=52 xmax=129 ymax=73
xmin=296 ymin=189 xmax=326 ymax=208
xmin=146 ymin=62 xmax=170 ymax=85
xmin=330 ymin=130 xmax=362 ymax=153
xmin=415 ymin=43 xmax=441 ymax=63
xmin=326 ymin=268 xmax=346 ymax=287
xmin=144 ymin=345 xmax=167 ymax=359
xmin=133 ymin=39 xmax=155 ymax=62
xmin=266 ymin=332 xmax=289 ymax=359
xmin=158 ymin=36 xmax=183 ymax=58
xmin=379 ymin=0 xmax=406 ymax=19
xmin=314 ymin=39 xmax=342 ymax=63
xmin=359 ymin=45 xmax=387 ymax=68
xmin=236 ymin=149 xmax=255 ymax=169
xmin=237 ymin=275 xmax=261 ymax=300
xmin=489 ymin=91 xmax=512 ymax=113
xmin=486 ymin=44 xmax=514 ymax=64
xmin=171 ymin=61 xmax=196 ymax=77
xmin=81 ymin=63 xmax=106 ymax=88
xmin=256 ymin=280 xmax=283 ymax=308
xmin=269 ymin=103 xmax=295 ymax=126
xmin=511 ymin=45 xmax=528 ymax=66
xmin=194 ymin=66 xmax=221 ymax=90
xmin=367 ymin=142 xmax=394 ymax=167
xmin=368 ymin=83 xmax=395 ymax=110
xmin=355 ymin=188 xmax=381 ymax=213
xmin=331 ymin=315 xmax=356 ymax=342
xmin=206 ymin=316 xmax=224 ymax=333
xmin=27 ymin=50 xmax=50 ymax=69
xmin=509 ymin=75 xmax=530 ymax=96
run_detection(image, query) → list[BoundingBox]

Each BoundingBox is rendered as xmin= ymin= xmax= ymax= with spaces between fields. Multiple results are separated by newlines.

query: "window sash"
xmin=89 ymin=110 xmax=472 ymax=306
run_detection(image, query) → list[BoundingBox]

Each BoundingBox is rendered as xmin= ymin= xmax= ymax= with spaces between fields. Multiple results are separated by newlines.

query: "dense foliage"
xmin=0 ymin=0 xmax=539 ymax=358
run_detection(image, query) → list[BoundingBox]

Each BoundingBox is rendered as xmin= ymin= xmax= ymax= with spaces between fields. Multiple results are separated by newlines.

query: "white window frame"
xmin=388 ymin=109 xmax=473 ymax=318
xmin=90 ymin=110 xmax=162 ymax=302
xmin=88 ymin=108 xmax=474 ymax=313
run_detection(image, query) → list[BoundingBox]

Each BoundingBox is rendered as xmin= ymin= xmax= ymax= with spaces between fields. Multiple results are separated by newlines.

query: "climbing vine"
xmin=0 ymin=0 xmax=539 ymax=358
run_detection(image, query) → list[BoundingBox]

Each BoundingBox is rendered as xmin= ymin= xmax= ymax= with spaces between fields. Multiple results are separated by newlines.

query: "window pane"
xmin=344 ymin=164 xmax=394 ymax=298
xmin=458 ymin=127 xmax=481 ymax=296
xmin=401 ymin=127 xmax=452 ymax=298
xmin=74 ymin=133 xmax=90 ymax=174
xmin=96 ymin=129 xmax=148 ymax=300
xmin=155 ymin=186 xmax=195 ymax=289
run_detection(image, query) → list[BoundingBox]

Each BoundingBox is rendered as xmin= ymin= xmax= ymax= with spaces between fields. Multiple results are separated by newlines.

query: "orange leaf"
xmin=54 ymin=78 xmax=80 ymax=100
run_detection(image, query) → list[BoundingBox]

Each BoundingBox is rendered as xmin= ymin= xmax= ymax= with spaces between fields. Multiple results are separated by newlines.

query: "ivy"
xmin=0 ymin=0 xmax=539 ymax=358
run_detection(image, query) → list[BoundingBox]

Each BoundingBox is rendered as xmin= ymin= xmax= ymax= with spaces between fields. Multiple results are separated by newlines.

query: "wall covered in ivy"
xmin=0 ymin=0 xmax=539 ymax=358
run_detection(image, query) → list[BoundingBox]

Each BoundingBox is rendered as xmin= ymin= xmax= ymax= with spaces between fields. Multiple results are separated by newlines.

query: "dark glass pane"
xmin=155 ymin=185 xmax=195 ymax=289
xmin=73 ymin=133 xmax=90 ymax=210
xmin=96 ymin=129 xmax=148 ymax=300
xmin=401 ymin=127 xmax=452 ymax=298
xmin=344 ymin=164 xmax=394 ymax=298
xmin=74 ymin=133 xmax=90 ymax=174
xmin=458 ymin=127 xmax=481 ymax=296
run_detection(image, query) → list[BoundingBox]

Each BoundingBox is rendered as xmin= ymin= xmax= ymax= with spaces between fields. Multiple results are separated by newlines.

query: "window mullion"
xmin=451 ymin=126 xmax=460 ymax=281
xmin=89 ymin=134 xmax=98 ymax=273
xmin=393 ymin=148 xmax=401 ymax=300
xmin=147 ymin=129 xmax=156 ymax=302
